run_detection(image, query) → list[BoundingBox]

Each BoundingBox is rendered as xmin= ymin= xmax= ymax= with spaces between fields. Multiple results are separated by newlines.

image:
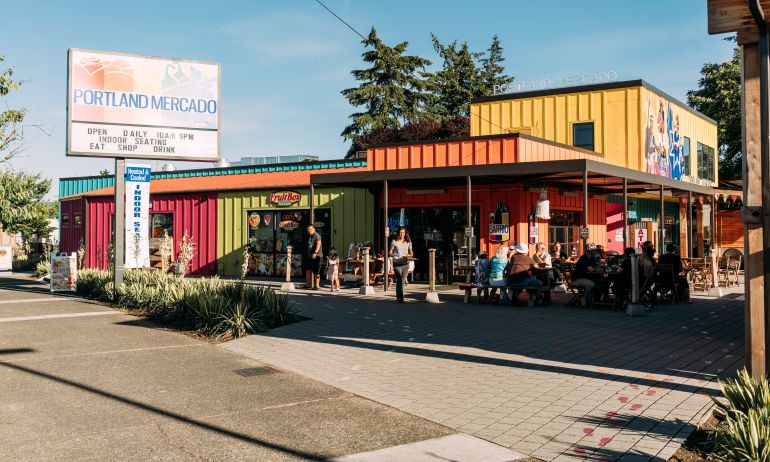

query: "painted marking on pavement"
xmin=0 ymin=297 xmax=73 ymax=305
xmin=0 ymin=311 xmax=118 ymax=323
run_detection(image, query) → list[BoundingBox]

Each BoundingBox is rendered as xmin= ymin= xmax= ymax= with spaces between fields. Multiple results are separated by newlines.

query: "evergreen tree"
xmin=478 ymin=35 xmax=514 ymax=96
xmin=425 ymin=34 xmax=483 ymax=119
xmin=687 ymin=37 xmax=741 ymax=180
xmin=341 ymin=27 xmax=432 ymax=141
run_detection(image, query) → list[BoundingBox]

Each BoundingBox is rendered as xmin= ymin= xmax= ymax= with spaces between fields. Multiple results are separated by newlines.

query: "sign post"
xmin=66 ymin=49 xmax=221 ymax=301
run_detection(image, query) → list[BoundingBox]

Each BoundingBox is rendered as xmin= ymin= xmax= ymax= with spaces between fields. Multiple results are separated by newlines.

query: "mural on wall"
xmin=644 ymin=94 xmax=685 ymax=180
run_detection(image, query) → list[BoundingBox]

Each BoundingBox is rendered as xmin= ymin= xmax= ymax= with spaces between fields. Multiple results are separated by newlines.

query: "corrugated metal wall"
xmin=382 ymin=185 xmax=606 ymax=254
xmin=217 ymin=187 xmax=374 ymax=277
xmin=84 ymin=193 xmax=218 ymax=275
xmin=58 ymin=159 xmax=367 ymax=198
xmin=59 ymin=199 xmax=86 ymax=255
xmin=367 ymin=134 xmax=603 ymax=171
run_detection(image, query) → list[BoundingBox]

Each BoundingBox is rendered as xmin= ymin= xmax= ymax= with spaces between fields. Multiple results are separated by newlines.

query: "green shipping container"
xmin=217 ymin=187 xmax=374 ymax=277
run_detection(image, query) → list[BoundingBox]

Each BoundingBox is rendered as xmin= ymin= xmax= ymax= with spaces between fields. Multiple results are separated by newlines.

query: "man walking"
xmin=304 ymin=224 xmax=322 ymax=290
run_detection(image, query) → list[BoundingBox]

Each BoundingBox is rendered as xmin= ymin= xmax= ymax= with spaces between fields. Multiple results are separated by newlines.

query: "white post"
xmin=426 ymin=248 xmax=440 ymax=303
xmin=709 ymin=244 xmax=724 ymax=296
xmin=626 ymin=252 xmax=646 ymax=316
xmin=281 ymin=245 xmax=295 ymax=292
xmin=359 ymin=246 xmax=374 ymax=295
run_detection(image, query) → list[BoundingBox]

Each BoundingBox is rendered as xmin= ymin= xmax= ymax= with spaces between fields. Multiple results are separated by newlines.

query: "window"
xmin=697 ymin=142 xmax=715 ymax=182
xmin=572 ymin=122 xmax=594 ymax=151
xmin=682 ymin=137 xmax=691 ymax=176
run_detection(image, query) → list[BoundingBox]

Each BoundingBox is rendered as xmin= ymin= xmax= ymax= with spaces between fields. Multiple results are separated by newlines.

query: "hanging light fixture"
xmin=535 ymin=188 xmax=550 ymax=220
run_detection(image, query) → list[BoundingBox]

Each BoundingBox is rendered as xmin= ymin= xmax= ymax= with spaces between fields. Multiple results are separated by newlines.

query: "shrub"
xmin=712 ymin=369 xmax=770 ymax=461
xmin=34 ymin=259 xmax=51 ymax=279
xmin=76 ymin=269 xmax=114 ymax=302
xmin=12 ymin=253 xmax=39 ymax=272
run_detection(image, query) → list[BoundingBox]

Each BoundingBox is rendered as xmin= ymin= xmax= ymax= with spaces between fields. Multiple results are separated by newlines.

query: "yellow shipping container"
xmin=470 ymin=80 xmax=718 ymax=186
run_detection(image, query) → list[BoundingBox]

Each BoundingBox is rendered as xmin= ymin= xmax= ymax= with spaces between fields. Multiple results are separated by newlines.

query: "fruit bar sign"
xmin=67 ymin=49 xmax=220 ymax=161
xmin=125 ymin=164 xmax=151 ymax=268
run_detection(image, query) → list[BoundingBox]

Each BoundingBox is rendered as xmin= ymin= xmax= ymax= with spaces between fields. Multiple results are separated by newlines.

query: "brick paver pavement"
xmin=222 ymin=287 xmax=745 ymax=462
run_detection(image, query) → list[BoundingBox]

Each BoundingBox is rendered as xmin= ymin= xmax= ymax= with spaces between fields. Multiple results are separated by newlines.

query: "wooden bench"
xmin=452 ymin=282 xmax=477 ymax=304
xmin=453 ymin=282 xmax=550 ymax=306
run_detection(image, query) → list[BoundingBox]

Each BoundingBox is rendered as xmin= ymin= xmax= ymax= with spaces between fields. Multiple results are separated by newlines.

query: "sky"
xmin=3 ymin=0 xmax=734 ymax=198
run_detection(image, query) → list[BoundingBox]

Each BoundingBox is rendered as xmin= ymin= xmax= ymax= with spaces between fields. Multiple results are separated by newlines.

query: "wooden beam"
xmin=708 ymin=0 xmax=770 ymax=35
xmin=742 ymin=42 xmax=768 ymax=377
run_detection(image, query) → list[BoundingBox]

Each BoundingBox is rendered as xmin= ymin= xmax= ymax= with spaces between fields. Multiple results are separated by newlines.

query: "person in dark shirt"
xmin=571 ymin=243 xmax=599 ymax=307
xmin=614 ymin=247 xmax=640 ymax=305
xmin=658 ymin=244 xmax=691 ymax=303
xmin=508 ymin=243 xmax=542 ymax=287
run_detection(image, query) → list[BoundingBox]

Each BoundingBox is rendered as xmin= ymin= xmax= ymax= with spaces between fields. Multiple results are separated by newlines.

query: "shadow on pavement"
xmin=0 ymin=358 xmax=324 ymax=461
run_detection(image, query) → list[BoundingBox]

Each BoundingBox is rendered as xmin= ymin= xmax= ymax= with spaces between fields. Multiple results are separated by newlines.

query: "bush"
xmin=34 ymin=259 xmax=51 ymax=278
xmin=75 ymin=269 xmax=301 ymax=339
xmin=711 ymin=369 xmax=770 ymax=461
xmin=12 ymin=253 xmax=39 ymax=272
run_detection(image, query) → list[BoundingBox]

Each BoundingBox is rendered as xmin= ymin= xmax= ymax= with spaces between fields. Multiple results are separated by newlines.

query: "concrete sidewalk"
xmin=223 ymin=286 xmax=745 ymax=461
xmin=2 ymin=274 xmax=509 ymax=461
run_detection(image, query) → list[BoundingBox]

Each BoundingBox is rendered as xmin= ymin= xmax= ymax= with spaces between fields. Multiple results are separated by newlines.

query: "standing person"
xmin=326 ymin=247 xmax=340 ymax=292
xmin=389 ymin=227 xmax=413 ymax=303
xmin=304 ymin=224 xmax=323 ymax=290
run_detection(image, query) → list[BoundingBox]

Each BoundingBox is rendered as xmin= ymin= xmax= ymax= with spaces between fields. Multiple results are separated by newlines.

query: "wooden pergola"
xmin=708 ymin=0 xmax=770 ymax=377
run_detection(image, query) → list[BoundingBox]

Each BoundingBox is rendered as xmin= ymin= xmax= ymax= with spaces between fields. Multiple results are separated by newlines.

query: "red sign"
xmin=268 ymin=191 xmax=302 ymax=206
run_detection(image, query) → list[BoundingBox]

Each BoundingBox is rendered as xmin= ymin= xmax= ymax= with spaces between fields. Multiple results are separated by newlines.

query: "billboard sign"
xmin=67 ymin=49 xmax=220 ymax=161
xmin=125 ymin=164 xmax=151 ymax=268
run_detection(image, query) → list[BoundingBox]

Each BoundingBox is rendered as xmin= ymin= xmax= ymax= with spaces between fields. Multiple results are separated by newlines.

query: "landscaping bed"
xmin=76 ymin=269 xmax=304 ymax=339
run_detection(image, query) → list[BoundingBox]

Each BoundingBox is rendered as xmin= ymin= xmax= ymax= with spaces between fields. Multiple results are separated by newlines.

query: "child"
xmin=474 ymin=252 xmax=491 ymax=303
xmin=326 ymin=247 xmax=340 ymax=292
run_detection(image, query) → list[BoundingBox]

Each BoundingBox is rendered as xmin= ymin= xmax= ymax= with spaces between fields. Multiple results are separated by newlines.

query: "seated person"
xmin=508 ymin=243 xmax=543 ymax=288
xmin=474 ymin=251 xmax=491 ymax=302
xmin=550 ymin=241 xmax=568 ymax=261
xmin=571 ymin=243 xmax=600 ymax=307
xmin=658 ymin=244 xmax=692 ymax=303
xmin=488 ymin=246 xmax=509 ymax=302
xmin=614 ymin=247 xmax=641 ymax=305
xmin=533 ymin=242 xmax=552 ymax=268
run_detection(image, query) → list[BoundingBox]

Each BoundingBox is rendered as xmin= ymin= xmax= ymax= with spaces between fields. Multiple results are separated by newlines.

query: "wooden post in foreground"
xmin=359 ymin=247 xmax=374 ymax=295
xmin=426 ymin=248 xmax=439 ymax=303
xmin=281 ymin=245 xmax=295 ymax=293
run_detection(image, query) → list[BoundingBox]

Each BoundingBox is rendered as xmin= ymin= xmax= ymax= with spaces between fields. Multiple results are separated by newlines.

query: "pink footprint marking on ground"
xmin=597 ymin=368 xmax=608 ymax=373
xmin=664 ymin=377 xmax=674 ymax=382
xmin=629 ymin=384 xmax=640 ymax=390
xmin=618 ymin=396 xmax=629 ymax=403
xmin=605 ymin=411 xmax=616 ymax=419
xmin=646 ymin=389 xmax=657 ymax=395
xmin=631 ymin=403 xmax=643 ymax=411
xmin=599 ymin=437 xmax=612 ymax=447
xmin=583 ymin=427 xmax=594 ymax=436
xmin=598 ymin=457 xmax=611 ymax=462
xmin=645 ymin=374 xmax=657 ymax=379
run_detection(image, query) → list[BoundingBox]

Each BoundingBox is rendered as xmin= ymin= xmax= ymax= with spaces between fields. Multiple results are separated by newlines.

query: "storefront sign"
xmin=0 ymin=246 xmax=11 ymax=271
xmin=494 ymin=71 xmax=617 ymax=94
xmin=489 ymin=203 xmax=510 ymax=243
xmin=636 ymin=229 xmax=648 ymax=247
xmin=464 ymin=227 xmax=474 ymax=238
xmin=579 ymin=227 xmax=589 ymax=240
xmin=279 ymin=221 xmax=299 ymax=230
xmin=664 ymin=216 xmax=674 ymax=225
xmin=51 ymin=253 xmax=77 ymax=292
xmin=125 ymin=164 xmax=151 ymax=268
xmin=268 ymin=191 xmax=302 ymax=207
xmin=529 ymin=224 xmax=538 ymax=244
xmin=615 ymin=229 xmax=624 ymax=242
xmin=248 ymin=212 xmax=261 ymax=229
xmin=627 ymin=210 xmax=637 ymax=220
xmin=67 ymin=49 xmax=220 ymax=161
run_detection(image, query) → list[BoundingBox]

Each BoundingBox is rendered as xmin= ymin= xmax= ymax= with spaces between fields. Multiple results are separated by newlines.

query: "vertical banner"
xmin=489 ymin=202 xmax=510 ymax=243
xmin=125 ymin=164 xmax=151 ymax=268
xmin=51 ymin=253 xmax=77 ymax=292
xmin=0 ymin=246 xmax=12 ymax=271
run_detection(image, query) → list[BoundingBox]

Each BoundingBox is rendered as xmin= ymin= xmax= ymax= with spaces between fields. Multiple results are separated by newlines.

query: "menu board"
xmin=0 ymin=246 xmax=11 ymax=271
xmin=51 ymin=253 xmax=77 ymax=292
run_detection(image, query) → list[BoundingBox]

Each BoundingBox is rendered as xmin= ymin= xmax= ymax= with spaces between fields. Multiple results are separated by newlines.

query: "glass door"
xmin=548 ymin=210 xmax=579 ymax=258
xmin=247 ymin=211 xmax=275 ymax=276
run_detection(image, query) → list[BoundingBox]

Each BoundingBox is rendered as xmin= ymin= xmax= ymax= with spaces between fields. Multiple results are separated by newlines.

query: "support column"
xmin=687 ymin=190 xmax=693 ymax=258
xmin=582 ymin=169 xmax=589 ymax=253
xmin=383 ymin=180 xmax=389 ymax=292
xmin=309 ymin=183 xmax=315 ymax=225
xmin=113 ymin=158 xmax=125 ymax=300
xmin=466 ymin=176 xmax=472 ymax=261
xmin=743 ymin=39 xmax=769 ymax=378
xmin=623 ymin=178 xmax=628 ymax=250
xmin=659 ymin=185 xmax=665 ymax=255
xmin=709 ymin=195 xmax=723 ymax=297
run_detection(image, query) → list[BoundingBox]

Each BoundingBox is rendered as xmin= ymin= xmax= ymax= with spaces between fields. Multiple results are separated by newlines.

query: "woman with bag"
xmin=389 ymin=227 xmax=413 ymax=303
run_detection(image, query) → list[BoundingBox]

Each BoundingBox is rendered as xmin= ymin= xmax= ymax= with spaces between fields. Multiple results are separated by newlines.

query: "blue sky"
xmin=4 ymin=0 xmax=734 ymax=196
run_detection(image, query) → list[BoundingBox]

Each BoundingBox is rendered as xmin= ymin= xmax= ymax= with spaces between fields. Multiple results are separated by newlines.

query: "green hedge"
xmin=76 ymin=269 xmax=301 ymax=338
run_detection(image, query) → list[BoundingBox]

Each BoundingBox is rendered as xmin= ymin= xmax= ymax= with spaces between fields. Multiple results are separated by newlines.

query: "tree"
xmin=0 ymin=55 xmax=25 ymax=164
xmin=687 ymin=37 xmax=741 ymax=180
xmin=0 ymin=170 xmax=57 ymax=238
xmin=425 ymin=34 xmax=483 ymax=119
xmin=478 ymin=35 xmax=514 ymax=96
xmin=347 ymin=116 xmax=470 ymax=156
xmin=341 ymin=27 xmax=432 ymax=141
xmin=99 ymin=169 xmax=110 ymax=176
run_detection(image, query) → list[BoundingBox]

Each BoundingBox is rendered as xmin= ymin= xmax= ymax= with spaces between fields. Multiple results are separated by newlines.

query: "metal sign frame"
xmin=66 ymin=48 xmax=221 ymax=162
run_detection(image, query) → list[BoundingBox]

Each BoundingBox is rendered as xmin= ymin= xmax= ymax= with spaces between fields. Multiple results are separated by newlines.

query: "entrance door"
xmin=548 ymin=210 xmax=579 ymax=257
xmin=247 ymin=211 xmax=276 ymax=276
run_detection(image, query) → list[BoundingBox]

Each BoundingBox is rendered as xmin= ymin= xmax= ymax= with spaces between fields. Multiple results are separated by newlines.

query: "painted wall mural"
xmin=644 ymin=94 xmax=684 ymax=180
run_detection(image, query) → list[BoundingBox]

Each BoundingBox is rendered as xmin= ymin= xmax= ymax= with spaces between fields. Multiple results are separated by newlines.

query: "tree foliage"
xmin=687 ymin=38 xmax=741 ymax=180
xmin=343 ymin=32 xmax=513 ymax=156
xmin=0 ymin=55 xmax=25 ymax=164
xmin=341 ymin=27 xmax=432 ymax=141
xmin=0 ymin=170 xmax=57 ymax=238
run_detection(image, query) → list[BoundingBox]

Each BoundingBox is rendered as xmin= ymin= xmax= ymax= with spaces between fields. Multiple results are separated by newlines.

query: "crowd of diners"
xmin=472 ymin=237 xmax=692 ymax=308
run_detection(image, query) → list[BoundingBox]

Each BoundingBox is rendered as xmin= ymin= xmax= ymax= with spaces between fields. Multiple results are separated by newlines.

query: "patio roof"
xmin=310 ymin=158 xmax=718 ymax=196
